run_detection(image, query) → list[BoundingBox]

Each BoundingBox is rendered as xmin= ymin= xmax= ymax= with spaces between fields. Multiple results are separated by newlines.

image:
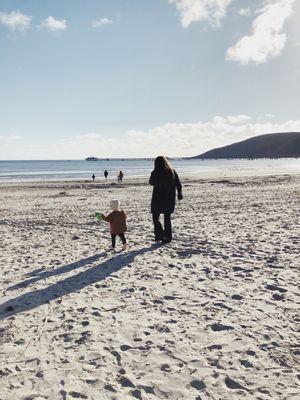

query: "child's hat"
xmin=110 ymin=199 xmax=120 ymax=211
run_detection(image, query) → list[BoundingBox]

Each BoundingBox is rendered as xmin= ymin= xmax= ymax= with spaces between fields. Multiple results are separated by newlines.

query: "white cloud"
xmin=4 ymin=116 xmax=300 ymax=159
xmin=168 ymin=0 xmax=233 ymax=27
xmin=0 ymin=134 xmax=23 ymax=141
xmin=227 ymin=0 xmax=296 ymax=65
xmin=226 ymin=115 xmax=251 ymax=124
xmin=0 ymin=11 xmax=31 ymax=31
xmin=238 ymin=7 xmax=251 ymax=17
xmin=72 ymin=117 xmax=300 ymax=158
xmin=92 ymin=18 xmax=113 ymax=28
xmin=40 ymin=16 xmax=67 ymax=32
xmin=77 ymin=133 xmax=103 ymax=140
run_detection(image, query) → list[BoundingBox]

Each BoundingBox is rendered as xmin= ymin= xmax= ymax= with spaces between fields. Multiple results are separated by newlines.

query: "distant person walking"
xmin=149 ymin=156 xmax=182 ymax=243
xmin=92 ymin=173 xmax=95 ymax=182
xmin=104 ymin=170 xmax=108 ymax=181
xmin=118 ymin=170 xmax=124 ymax=183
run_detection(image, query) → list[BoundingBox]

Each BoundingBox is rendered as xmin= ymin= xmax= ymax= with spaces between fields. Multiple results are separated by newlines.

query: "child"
xmin=102 ymin=199 xmax=127 ymax=250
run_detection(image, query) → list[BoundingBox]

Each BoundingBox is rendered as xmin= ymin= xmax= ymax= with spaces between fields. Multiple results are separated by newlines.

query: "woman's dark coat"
xmin=149 ymin=169 xmax=182 ymax=214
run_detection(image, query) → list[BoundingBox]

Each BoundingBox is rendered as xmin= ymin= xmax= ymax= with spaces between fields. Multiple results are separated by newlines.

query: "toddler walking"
xmin=102 ymin=199 xmax=127 ymax=250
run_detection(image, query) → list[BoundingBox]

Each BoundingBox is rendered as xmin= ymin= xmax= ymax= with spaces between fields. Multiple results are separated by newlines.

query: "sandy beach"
xmin=0 ymin=174 xmax=299 ymax=400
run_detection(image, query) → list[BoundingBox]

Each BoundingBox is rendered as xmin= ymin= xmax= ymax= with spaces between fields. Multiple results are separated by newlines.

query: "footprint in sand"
xmin=210 ymin=323 xmax=234 ymax=332
xmin=139 ymin=385 xmax=155 ymax=395
xmin=214 ymin=302 xmax=233 ymax=311
xmin=104 ymin=384 xmax=117 ymax=393
xmin=75 ymin=331 xmax=91 ymax=345
xmin=208 ymin=344 xmax=222 ymax=351
xmin=160 ymin=363 xmax=171 ymax=372
xmin=131 ymin=389 xmax=143 ymax=399
xmin=62 ymin=333 xmax=73 ymax=343
xmin=91 ymin=311 xmax=100 ymax=317
xmin=272 ymin=293 xmax=285 ymax=301
xmin=191 ymin=379 xmax=206 ymax=391
xmin=68 ymin=391 xmax=88 ymax=399
xmin=265 ymin=284 xmax=287 ymax=293
xmin=120 ymin=344 xmax=132 ymax=351
xmin=225 ymin=377 xmax=248 ymax=392
xmin=240 ymin=359 xmax=253 ymax=368
xmin=117 ymin=375 xmax=135 ymax=388
xmin=231 ymin=294 xmax=243 ymax=300
xmin=110 ymin=350 xmax=121 ymax=365
xmin=153 ymin=299 xmax=163 ymax=305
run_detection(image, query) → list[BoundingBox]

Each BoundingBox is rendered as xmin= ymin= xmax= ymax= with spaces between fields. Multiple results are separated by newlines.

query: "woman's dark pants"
xmin=111 ymin=233 xmax=126 ymax=248
xmin=152 ymin=213 xmax=172 ymax=242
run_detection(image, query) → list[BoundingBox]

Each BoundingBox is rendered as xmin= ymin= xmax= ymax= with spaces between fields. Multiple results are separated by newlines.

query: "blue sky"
xmin=0 ymin=0 xmax=299 ymax=159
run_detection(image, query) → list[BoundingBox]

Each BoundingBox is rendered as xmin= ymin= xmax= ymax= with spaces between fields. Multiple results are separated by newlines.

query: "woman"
xmin=118 ymin=170 xmax=124 ymax=183
xmin=149 ymin=156 xmax=182 ymax=243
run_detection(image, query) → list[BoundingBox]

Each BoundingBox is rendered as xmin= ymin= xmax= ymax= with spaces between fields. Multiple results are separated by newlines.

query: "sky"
xmin=0 ymin=0 xmax=300 ymax=159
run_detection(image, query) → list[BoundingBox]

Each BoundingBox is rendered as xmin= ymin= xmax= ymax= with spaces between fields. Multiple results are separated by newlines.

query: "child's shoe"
xmin=122 ymin=244 xmax=128 ymax=251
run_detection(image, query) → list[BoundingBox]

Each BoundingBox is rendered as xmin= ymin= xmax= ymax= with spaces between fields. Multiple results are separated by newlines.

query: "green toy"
xmin=95 ymin=212 xmax=103 ymax=221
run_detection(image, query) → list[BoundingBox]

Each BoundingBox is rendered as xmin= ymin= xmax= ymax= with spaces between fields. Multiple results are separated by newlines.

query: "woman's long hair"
xmin=154 ymin=156 xmax=175 ymax=188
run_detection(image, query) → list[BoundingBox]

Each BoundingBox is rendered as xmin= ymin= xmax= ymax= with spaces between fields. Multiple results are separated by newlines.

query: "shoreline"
xmin=0 ymin=171 xmax=299 ymax=189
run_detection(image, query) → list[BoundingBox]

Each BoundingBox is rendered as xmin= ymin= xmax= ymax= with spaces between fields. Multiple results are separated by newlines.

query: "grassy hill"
xmin=192 ymin=132 xmax=300 ymax=159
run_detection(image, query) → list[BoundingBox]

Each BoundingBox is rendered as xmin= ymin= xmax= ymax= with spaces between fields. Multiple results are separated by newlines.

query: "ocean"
xmin=0 ymin=158 xmax=299 ymax=182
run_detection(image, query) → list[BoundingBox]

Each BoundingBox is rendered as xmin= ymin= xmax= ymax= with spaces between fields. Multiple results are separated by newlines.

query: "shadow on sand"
xmin=7 ymin=252 xmax=108 ymax=292
xmin=0 ymin=245 xmax=157 ymax=320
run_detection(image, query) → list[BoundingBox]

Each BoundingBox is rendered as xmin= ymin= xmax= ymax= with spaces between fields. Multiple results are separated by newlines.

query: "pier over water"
xmin=85 ymin=157 xmax=156 ymax=162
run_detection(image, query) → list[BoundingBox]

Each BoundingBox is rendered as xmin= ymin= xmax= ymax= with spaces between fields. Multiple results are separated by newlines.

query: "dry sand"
xmin=0 ymin=175 xmax=299 ymax=400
